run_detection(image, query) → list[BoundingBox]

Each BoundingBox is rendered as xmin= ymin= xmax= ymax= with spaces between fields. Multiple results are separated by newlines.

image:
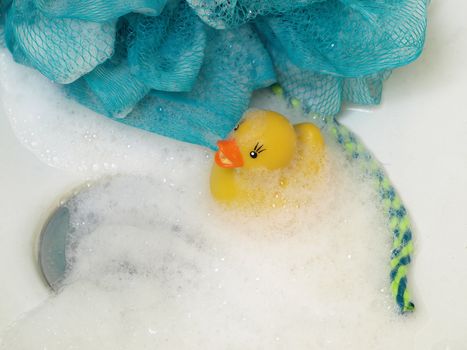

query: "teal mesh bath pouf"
xmin=1 ymin=0 xmax=427 ymax=149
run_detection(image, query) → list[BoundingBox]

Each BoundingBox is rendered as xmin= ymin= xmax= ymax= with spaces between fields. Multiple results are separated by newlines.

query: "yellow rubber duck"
xmin=210 ymin=109 xmax=325 ymax=205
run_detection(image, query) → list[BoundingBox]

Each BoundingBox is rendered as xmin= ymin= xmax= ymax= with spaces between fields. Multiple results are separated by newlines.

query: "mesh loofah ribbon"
xmin=327 ymin=118 xmax=416 ymax=314
xmin=0 ymin=0 xmax=427 ymax=149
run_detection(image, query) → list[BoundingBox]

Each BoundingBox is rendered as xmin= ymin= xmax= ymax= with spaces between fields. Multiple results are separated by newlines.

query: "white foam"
xmin=0 ymin=48 xmax=207 ymax=180
xmin=0 ymin=49 xmax=421 ymax=349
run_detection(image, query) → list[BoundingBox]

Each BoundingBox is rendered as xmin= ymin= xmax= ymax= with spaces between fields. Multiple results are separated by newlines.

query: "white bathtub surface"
xmin=1 ymin=0 xmax=467 ymax=348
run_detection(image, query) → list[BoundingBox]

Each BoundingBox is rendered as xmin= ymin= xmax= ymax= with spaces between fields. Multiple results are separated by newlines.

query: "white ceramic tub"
xmin=1 ymin=1 xmax=466 ymax=348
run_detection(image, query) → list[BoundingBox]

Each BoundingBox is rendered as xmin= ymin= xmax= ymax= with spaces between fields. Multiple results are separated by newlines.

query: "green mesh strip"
xmin=272 ymin=84 xmax=415 ymax=313
xmin=327 ymin=118 xmax=415 ymax=313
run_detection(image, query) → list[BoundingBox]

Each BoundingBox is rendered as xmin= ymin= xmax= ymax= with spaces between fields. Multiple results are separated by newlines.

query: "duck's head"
xmin=215 ymin=110 xmax=297 ymax=170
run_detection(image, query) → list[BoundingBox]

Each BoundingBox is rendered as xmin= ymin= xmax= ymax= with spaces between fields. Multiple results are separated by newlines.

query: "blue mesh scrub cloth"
xmin=0 ymin=0 xmax=427 ymax=313
xmin=0 ymin=0 xmax=427 ymax=149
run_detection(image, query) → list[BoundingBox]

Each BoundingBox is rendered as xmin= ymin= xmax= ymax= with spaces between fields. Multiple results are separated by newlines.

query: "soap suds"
xmin=0 ymin=48 xmax=206 ymax=178
xmin=0 ymin=49 xmax=420 ymax=349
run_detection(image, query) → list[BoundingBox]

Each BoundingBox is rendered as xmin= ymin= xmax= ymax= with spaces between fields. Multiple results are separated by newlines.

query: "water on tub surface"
xmin=0 ymin=49 xmax=420 ymax=349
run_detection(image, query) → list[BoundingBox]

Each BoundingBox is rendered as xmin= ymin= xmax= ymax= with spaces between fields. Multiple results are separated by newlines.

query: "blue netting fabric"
xmin=4 ymin=0 xmax=116 ymax=83
xmin=120 ymin=25 xmax=275 ymax=146
xmin=127 ymin=1 xmax=206 ymax=92
xmin=185 ymin=0 xmax=322 ymax=30
xmin=0 ymin=0 xmax=427 ymax=149
xmin=34 ymin=0 xmax=167 ymax=22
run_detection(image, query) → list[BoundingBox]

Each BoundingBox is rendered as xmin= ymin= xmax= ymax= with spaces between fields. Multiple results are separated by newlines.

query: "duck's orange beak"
xmin=215 ymin=139 xmax=244 ymax=168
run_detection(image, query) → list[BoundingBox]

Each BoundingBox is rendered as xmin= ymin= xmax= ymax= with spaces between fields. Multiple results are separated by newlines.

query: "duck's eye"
xmin=251 ymin=142 xmax=266 ymax=159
